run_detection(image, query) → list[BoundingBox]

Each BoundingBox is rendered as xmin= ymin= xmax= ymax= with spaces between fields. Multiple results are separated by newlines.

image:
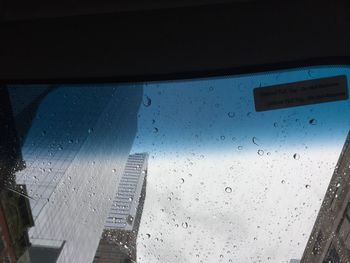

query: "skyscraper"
xmin=13 ymin=85 xmax=143 ymax=263
xmin=93 ymin=153 xmax=148 ymax=263
xmin=301 ymin=131 xmax=350 ymax=262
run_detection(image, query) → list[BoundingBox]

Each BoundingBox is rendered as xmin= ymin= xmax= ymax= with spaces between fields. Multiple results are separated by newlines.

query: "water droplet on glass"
xmin=307 ymin=69 xmax=313 ymax=77
xmin=305 ymin=184 xmax=311 ymax=189
xmin=88 ymin=128 xmax=93 ymax=134
xmin=143 ymin=96 xmax=152 ymax=107
xmin=225 ymin=187 xmax=232 ymax=193
xmin=220 ymin=136 xmax=225 ymax=140
xmin=293 ymin=153 xmax=300 ymax=160
xmin=68 ymin=139 xmax=74 ymax=144
xmin=257 ymin=150 xmax=264 ymax=156
xmin=237 ymin=146 xmax=243 ymax=150
xmin=112 ymin=169 xmax=116 ymax=173
xmin=336 ymin=183 xmax=341 ymax=187
xmin=227 ymin=112 xmax=235 ymax=118
xmin=146 ymin=233 xmax=151 ymax=238
xmin=281 ymin=180 xmax=286 ymax=184
xmin=127 ymin=215 xmax=134 ymax=224
xmin=180 ymin=178 xmax=185 ymax=184
xmin=153 ymin=127 xmax=159 ymax=133
xmin=252 ymin=137 xmax=259 ymax=146
xmin=41 ymin=130 xmax=47 ymax=136
xmin=182 ymin=222 xmax=188 ymax=229
xmin=309 ymin=119 xmax=317 ymax=125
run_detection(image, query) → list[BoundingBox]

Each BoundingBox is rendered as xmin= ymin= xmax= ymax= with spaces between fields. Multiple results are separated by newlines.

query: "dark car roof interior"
xmin=0 ymin=0 xmax=349 ymax=83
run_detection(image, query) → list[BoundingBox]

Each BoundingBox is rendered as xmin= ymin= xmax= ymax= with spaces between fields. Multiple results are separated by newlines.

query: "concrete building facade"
xmin=301 ymin=132 xmax=350 ymax=263
xmin=13 ymin=85 xmax=143 ymax=263
xmin=93 ymin=153 xmax=148 ymax=263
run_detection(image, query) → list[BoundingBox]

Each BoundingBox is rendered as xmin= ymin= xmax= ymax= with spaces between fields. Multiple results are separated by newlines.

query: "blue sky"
xmin=132 ymin=65 xmax=350 ymax=262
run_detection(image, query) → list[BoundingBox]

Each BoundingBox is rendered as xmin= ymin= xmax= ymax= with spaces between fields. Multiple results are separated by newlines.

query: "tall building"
xmin=12 ymin=85 xmax=143 ymax=263
xmin=301 ymin=131 xmax=350 ymax=262
xmin=93 ymin=153 xmax=148 ymax=263
xmin=0 ymin=87 xmax=34 ymax=263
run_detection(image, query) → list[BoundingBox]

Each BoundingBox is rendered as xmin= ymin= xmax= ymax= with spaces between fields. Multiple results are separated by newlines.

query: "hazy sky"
xmin=132 ymin=66 xmax=350 ymax=262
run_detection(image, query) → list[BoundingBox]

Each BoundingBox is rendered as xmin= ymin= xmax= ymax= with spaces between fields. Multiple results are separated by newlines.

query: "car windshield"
xmin=1 ymin=65 xmax=350 ymax=263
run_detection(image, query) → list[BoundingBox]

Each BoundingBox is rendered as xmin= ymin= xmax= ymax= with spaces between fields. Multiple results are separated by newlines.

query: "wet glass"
xmin=1 ymin=66 xmax=350 ymax=263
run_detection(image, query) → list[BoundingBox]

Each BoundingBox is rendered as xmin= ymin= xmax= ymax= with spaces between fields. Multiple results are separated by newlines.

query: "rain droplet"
xmin=143 ymin=96 xmax=152 ymax=107
xmin=112 ymin=169 xmax=116 ymax=173
xmin=293 ymin=153 xmax=300 ymax=160
xmin=227 ymin=112 xmax=235 ymax=118
xmin=88 ymin=128 xmax=93 ymax=133
xmin=281 ymin=180 xmax=286 ymax=184
xmin=180 ymin=178 xmax=185 ymax=184
xmin=127 ymin=215 xmax=134 ymax=224
xmin=146 ymin=233 xmax=151 ymax=238
xmin=307 ymin=69 xmax=313 ymax=77
xmin=153 ymin=127 xmax=159 ymax=133
xmin=309 ymin=119 xmax=317 ymax=125
xmin=257 ymin=150 xmax=264 ymax=156
xmin=336 ymin=183 xmax=341 ymax=188
xmin=225 ymin=187 xmax=232 ymax=193
xmin=220 ymin=136 xmax=225 ymax=140
xmin=182 ymin=222 xmax=188 ymax=229
xmin=237 ymin=146 xmax=243 ymax=150
xmin=305 ymin=184 xmax=311 ymax=189
xmin=68 ymin=139 xmax=74 ymax=144
xmin=252 ymin=137 xmax=259 ymax=146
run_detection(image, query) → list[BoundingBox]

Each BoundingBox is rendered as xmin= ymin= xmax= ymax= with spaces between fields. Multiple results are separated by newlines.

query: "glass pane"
xmin=1 ymin=65 xmax=350 ymax=263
